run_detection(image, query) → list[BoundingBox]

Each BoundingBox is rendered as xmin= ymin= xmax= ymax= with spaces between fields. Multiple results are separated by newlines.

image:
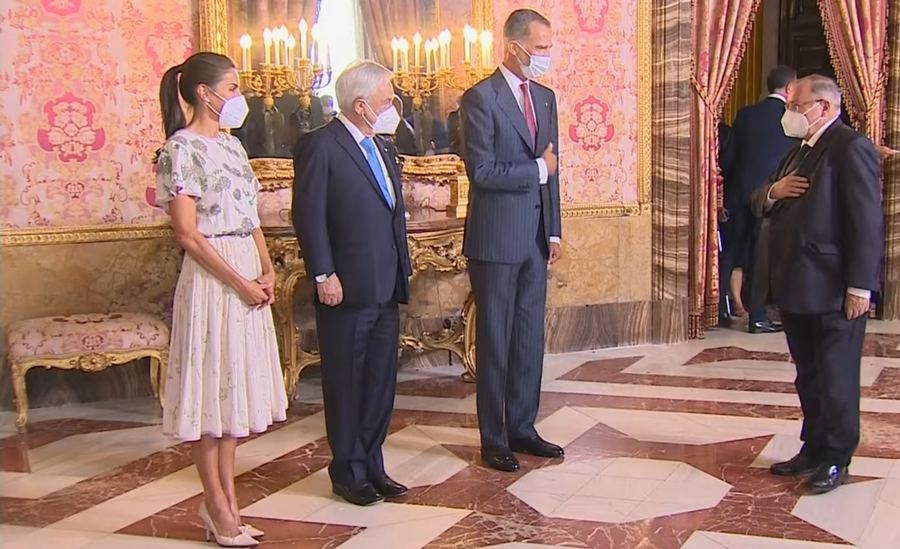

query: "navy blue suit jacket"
xmin=460 ymin=70 xmax=561 ymax=264
xmin=292 ymin=120 xmax=412 ymax=306
xmin=722 ymin=96 xmax=797 ymax=208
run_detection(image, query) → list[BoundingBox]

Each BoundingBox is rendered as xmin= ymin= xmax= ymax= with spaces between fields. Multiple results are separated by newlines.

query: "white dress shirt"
xmin=765 ymin=115 xmax=870 ymax=300
xmin=496 ymin=63 xmax=560 ymax=243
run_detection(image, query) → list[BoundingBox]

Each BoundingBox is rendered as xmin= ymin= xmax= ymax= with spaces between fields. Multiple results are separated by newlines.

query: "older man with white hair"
xmin=751 ymin=74 xmax=883 ymax=495
xmin=292 ymin=60 xmax=412 ymax=507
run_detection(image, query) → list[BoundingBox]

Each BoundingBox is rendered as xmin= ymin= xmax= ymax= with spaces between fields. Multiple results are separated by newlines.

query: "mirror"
xmin=222 ymin=0 xmax=492 ymax=159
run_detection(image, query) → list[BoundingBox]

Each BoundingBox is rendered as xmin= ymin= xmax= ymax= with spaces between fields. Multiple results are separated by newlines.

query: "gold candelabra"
xmin=238 ymin=20 xmax=332 ymax=110
xmin=391 ymin=25 xmax=495 ymax=106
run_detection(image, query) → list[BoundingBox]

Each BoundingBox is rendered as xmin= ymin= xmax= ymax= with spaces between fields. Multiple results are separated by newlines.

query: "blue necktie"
xmin=361 ymin=137 xmax=394 ymax=208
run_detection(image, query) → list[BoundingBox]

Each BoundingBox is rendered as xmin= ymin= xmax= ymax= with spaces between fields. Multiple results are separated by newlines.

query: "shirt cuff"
xmin=536 ymin=158 xmax=548 ymax=185
xmin=764 ymin=186 xmax=777 ymax=210
xmin=549 ymin=236 xmax=560 ymax=244
xmin=847 ymin=287 xmax=871 ymax=300
xmin=315 ymin=274 xmax=329 ymax=283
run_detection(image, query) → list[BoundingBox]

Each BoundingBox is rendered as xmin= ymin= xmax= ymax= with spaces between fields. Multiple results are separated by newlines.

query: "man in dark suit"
xmin=751 ymin=75 xmax=882 ymax=495
xmin=720 ymin=65 xmax=797 ymax=333
xmin=293 ymin=61 xmax=413 ymax=506
xmin=460 ymin=9 xmax=563 ymax=473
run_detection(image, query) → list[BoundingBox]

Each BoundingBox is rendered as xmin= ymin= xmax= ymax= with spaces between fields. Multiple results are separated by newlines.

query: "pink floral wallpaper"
xmin=493 ymin=0 xmax=640 ymax=204
xmin=0 ymin=0 xmax=195 ymax=228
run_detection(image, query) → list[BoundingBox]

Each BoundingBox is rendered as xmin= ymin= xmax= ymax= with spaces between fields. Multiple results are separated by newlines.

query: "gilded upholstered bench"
xmin=7 ymin=313 xmax=170 ymax=432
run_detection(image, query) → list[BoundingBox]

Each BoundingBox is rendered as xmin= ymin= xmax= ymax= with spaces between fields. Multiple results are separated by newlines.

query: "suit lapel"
xmin=329 ymin=120 xmax=390 ymax=210
xmin=491 ymin=70 xmax=535 ymax=152
xmin=796 ymin=121 xmax=843 ymax=175
xmin=532 ymin=85 xmax=550 ymax=153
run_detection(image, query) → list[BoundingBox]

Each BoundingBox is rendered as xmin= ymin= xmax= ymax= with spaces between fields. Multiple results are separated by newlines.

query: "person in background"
xmin=156 ymin=52 xmax=288 ymax=547
xmin=751 ymin=75 xmax=882 ymax=495
xmin=460 ymin=8 xmax=563 ymax=473
xmin=321 ymin=94 xmax=337 ymax=123
xmin=292 ymin=60 xmax=413 ymax=507
xmin=720 ymin=65 xmax=798 ymax=333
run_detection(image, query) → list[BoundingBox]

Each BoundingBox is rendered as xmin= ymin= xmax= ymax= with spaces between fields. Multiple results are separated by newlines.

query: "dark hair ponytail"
xmin=157 ymin=52 xmax=236 ymax=141
xmin=159 ymin=64 xmax=186 ymax=139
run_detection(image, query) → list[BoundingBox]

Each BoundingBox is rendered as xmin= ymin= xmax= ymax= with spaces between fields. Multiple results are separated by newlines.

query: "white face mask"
xmin=513 ymin=42 xmax=551 ymax=79
xmin=209 ymin=90 xmax=250 ymax=129
xmin=781 ymin=102 xmax=822 ymax=139
xmin=363 ymin=100 xmax=402 ymax=135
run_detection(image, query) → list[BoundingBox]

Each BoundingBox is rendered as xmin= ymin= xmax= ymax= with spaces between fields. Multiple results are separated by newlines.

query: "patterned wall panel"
xmin=491 ymin=0 xmax=641 ymax=207
xmin=0 ymin=0 xmax=196 ymax=229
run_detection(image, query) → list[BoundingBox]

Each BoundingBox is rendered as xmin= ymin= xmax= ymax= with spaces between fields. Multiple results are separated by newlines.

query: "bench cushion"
xmin=8 ymin=313 xmax=169 ymax=362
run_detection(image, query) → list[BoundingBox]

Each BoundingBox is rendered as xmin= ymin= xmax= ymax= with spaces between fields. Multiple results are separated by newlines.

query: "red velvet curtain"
xmin=690 ymin=0 xmax=762 ymax=338
xmin=358 ymin=0 xmax=424 ymax=67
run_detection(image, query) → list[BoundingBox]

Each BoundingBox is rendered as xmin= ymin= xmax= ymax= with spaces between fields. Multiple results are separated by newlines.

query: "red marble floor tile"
xmin=684 ymin=346 xmax=792 ymax=365
xmin=396 ymin=376 xmax=477 ymax=399
xmin=863 ymin=333 xmax=900 ymax=358
xmin=557 ymin=356 xmax=643 ymax=381
xmin=0 ymin=406 xmax=321 ymax=528
xmin=0 ymin=419 xmax=149 ymax=472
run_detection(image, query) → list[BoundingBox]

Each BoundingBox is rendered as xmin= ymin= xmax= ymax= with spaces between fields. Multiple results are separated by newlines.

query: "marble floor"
xmin=3 ymin=322 xmax=900 ymax=549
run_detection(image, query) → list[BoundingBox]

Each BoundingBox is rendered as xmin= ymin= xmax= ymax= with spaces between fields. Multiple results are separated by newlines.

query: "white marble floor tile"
xmin=416 ymin=425 xmax=481 ymax=447
xmin=575 ymin=407 xmax=800 ymax=446
xmin=84 ymin=533 xmax=210 ymax=548
xmin=1 ymin=527 xmax=108 ymax=549
xmin=624 ymin=359 xmax=883 ymax=387
xmin=684 ymin=531 xmax=857 ymax=548
xmin=534 ymin=406 xmax=599 ymax=448
xmin=333 ymin=511 xmax=470 ymax=549
xmin=751 ymin=435 xmax=900 ymax=478
xmin=0 ymin=471 xmax=84 ymax=499
xmin=49 ymin=413 xmax=328 ymax=534
xmin=28 ymin=426 xmax=174 ymax=478
xmin=792 ymin=479 xmax=888 ymax=546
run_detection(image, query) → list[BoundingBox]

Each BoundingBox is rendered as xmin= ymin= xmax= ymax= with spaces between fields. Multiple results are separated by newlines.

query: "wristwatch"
xmin=315 ymin=274 xmax=329 ymax=283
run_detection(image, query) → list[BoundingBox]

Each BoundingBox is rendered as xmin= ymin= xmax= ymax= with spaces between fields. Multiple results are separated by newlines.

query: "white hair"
xmin=334 ymin=60 xmax=393 ymax=113
xmin=802 ymin=74 xmax=842 ymax=110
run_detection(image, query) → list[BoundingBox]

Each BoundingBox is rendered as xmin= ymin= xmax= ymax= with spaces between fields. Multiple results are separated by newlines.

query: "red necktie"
xmin=520 ymin=81 xmax=537 ymax=148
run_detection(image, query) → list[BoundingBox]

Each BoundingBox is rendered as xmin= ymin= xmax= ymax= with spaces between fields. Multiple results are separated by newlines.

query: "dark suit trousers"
xmin=781 ymin=311 xmax=866 ymax=466
xmin=316 ymin=300 xmax=400 ymax=485
xmin=468 ymin=239 xmax=548 ymax=448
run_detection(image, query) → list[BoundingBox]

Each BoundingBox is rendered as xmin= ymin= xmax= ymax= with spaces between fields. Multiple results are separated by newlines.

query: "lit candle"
xmin=239 ymin=34 xmax=252 ymax=71
xmin=439 ymin=29 xmax=451 ymax=69
xmin=311 ymin=24 xmax=319 ymax=64
xmin=399 ymin=37 xmax=409 ymax=72
xmin=299 ymin=19 xmax=308 ymax=60
xmin=480 ymin=31 xmax=493 ymax=69
xmin=285 ymin=34 xmax=296 ymax=69
xmin=272 ymin=28 xmax=281 ymax=66
xmin=279 ymin=25 xmax=288 ymax=67
xmin=263 ymin=28 xmax=272 ymax=65
xmin=324 ymin=43 xmax=331 ymax=74
xmin=413 ymin=32 xmax=421 ymax=69
xmin=424 ymin=39 xmax=432 ymax=74
xmin=391 ymin=38 xmax=399 ymax=72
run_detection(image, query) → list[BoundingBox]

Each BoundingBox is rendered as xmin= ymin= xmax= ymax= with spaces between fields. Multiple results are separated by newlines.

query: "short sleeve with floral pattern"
xmin=155 ymin=130 xmax=262 ymax=237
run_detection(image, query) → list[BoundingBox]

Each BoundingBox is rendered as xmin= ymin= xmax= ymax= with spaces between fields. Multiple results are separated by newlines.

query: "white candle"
xmin=439 ymin=29 xmax=451 ymax=69
xmin=299 ymin=19 xmax=308 ymax=60
xmin=239 ymin=34 xmax=252 ymax=71
xmin=263 ymin=28 xmax=272 ymax=65
xmin=311 ymin=24 xmax=319 ymax=64
xmin=279 ymin=26 xmax=288 ymax=67
xmin=400 ymin=38 xmax=409 ymax=72
xmin=414 ymin=32 xmax=421 ymax=68
xmin=286 ymin=34 xmax=296 ymax=69
xmin=424 ymin=40 xmax=432 ymax=74
xmin=391 ymin=38 xmax=399 ymax=72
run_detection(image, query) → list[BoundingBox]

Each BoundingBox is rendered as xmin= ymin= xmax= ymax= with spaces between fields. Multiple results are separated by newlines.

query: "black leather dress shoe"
xmin=510 ymin=436 xmax=565 ymax=458
xmin=750 ymin=320 xmax=784 ymax=334
xmin=770 ymin=453 xmax=820 ymax=476
xmin=481 ymin=447 xmax=520 ymax=472
xmin=807 ymin=464 xmax=849 ymax=495
xmin=370 ymin=475 xmax=408 ymax=499
xmin=332 ymin=482 xmax=384 ymax=506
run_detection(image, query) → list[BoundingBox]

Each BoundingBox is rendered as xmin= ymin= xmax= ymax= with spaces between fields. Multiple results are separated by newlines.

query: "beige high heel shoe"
xmin=198 ymin=502 xmax=259 ymax=547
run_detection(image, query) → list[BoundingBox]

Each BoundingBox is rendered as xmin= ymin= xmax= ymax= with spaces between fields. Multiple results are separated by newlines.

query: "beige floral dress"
xmin=156 ymin=129 xmax=288 ymax=441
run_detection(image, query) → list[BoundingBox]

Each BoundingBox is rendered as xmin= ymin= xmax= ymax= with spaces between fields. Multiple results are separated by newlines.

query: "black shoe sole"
xmin=770 ymin=466 xmax=819 ymax=477
xmin=481 ymin=457 xmax=520 ymax=473
xmin=332 ymin=488 xmax=384 ymax=506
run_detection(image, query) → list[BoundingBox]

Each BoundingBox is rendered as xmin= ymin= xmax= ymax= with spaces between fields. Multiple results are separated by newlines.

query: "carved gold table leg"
xmin=149 ymin=350 xmax=169 ymax=405
xmin=461 ymin=292 xmax=477 ymax=382
xmin=11 ymin=363 xmax=31 ymax=433
xmin=150 ymin=357 xmax=160 ymax=399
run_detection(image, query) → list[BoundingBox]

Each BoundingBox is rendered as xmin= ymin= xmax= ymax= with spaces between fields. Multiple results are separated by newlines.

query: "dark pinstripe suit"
xmin=460 ymin=69 xmax=561 ymax=448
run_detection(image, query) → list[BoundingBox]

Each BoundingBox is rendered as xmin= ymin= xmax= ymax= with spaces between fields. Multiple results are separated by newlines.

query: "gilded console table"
xmin=261 ymin=208 xmax=475 ymax=398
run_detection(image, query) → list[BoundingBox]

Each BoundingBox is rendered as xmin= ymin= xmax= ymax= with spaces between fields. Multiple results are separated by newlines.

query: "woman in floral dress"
xmin=155 ymin=52 xmax=288 ymax=547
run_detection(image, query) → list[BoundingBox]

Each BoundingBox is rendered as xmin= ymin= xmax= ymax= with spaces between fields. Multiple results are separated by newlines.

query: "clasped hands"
xmin=237 ymin=271 xmax=275 ymax=308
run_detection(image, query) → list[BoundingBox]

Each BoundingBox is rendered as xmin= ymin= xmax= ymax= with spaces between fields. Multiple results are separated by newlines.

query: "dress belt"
xmin=207 ymin=230 xmax=254 ymax=239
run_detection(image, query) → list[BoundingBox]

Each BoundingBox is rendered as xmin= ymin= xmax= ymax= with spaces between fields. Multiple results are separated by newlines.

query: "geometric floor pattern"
xmin=2 ymin=321 xmax=900 ymax=548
